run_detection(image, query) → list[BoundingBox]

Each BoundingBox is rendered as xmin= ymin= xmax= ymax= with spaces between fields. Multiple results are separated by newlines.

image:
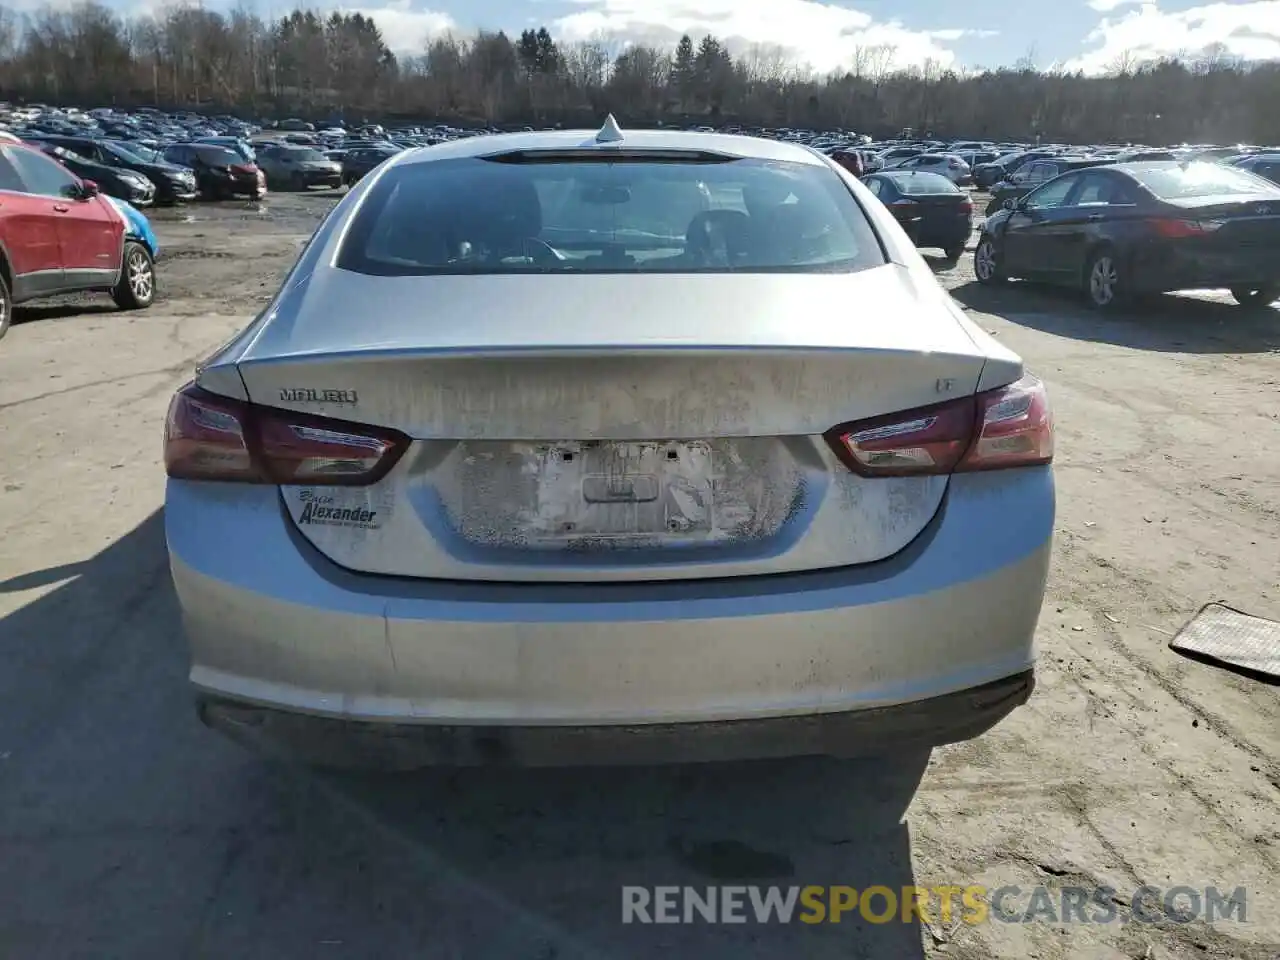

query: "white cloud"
xmin=1087 ymin=0 xmax=1139 ymax=12
xmin=930 ymin=28 xmax=999 ymax=42
xmin=342 ymin=0 xmax=455 ymax=53
xmin=1067 ymin=1 xmax=1280 ymax=74
xmin=548 ymin=0 xmax=992 ymax=73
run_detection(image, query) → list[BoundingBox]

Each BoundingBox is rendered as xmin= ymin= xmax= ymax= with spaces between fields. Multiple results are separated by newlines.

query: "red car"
xmin=0 ymin=141 xmax=155 ymax=340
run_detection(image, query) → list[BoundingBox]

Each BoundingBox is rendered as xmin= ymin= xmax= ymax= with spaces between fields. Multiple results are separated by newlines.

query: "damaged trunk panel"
xmin=249 ymin=350 xmax=967 ymax=583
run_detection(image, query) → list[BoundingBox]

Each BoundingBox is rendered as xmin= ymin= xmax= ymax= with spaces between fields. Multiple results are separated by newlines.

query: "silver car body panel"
xmin=169 ymin=466 xmax=1053 ymax=726
xmin=224 ymin=264 xmax=1018 ymax=582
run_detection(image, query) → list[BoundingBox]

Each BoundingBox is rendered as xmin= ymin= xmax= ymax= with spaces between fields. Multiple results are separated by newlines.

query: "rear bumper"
xmin=198 ymin=670 xmax=1035 ymax=768
xmin=908 ymin=221 xmax=972 ymax=248
xmin=167 ymin=467 xmax=1054 ymax=762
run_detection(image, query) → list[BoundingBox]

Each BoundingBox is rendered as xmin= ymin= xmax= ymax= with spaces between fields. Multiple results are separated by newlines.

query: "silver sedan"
xmin=163 ymin=120 xmax=1055 ymax=767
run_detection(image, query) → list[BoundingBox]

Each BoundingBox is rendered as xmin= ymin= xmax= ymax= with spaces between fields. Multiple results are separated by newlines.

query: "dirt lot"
xmin=0 ymin=191 xmax=1277 ymax=960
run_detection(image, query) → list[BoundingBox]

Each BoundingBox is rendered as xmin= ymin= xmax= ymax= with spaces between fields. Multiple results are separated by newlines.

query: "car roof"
xmin=391 ymin=127 xmax=827 ymax=168
xmin=877 ymin=170 xmax=956 ymax=187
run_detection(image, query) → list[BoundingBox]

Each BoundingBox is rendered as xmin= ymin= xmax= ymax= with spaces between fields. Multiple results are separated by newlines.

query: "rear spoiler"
xmin=481 ymin=148 xmax=739 ymax=165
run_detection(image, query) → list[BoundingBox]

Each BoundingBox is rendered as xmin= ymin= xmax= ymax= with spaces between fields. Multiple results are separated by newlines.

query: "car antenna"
xmin=595 ymin=114 xmax=624 ymax=144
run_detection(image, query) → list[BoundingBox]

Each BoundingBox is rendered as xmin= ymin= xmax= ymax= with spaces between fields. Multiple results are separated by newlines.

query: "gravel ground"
xmin=0 ymin=189 xmax=1277 ymax=960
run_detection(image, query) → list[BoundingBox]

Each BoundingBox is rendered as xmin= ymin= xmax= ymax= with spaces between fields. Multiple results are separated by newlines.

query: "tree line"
xmin=2 ymin=2 xmax=1279 ymax=144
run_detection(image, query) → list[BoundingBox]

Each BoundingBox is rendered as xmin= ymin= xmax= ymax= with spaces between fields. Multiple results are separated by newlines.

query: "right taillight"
xmin=164 ymin=382 xmax=409 ymax=485
xmin=958 ymin=375 xmax=1053 ymax=471
xmin=826 ymin=375 xmax=1053 ymax=477
xmin=1149 ymin=218 xmax=1222 ymax=239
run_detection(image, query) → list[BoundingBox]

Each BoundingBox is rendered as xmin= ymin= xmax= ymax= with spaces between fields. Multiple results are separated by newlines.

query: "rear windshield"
xmin=1129 ymin=162 xmax=1278 ymax=199
xmin=884 ymin=172 xmax=959 ymax=194
xmin=337 ymin=156 xmax=885 ymax=275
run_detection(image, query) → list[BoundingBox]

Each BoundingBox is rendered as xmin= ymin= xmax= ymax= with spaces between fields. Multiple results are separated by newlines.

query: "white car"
xmin=891 ymin=153 xmax=973 ymax=185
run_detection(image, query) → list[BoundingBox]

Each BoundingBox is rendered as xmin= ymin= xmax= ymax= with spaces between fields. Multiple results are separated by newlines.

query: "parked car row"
xmin=859 ymin=160 xmax=1280 ymax=311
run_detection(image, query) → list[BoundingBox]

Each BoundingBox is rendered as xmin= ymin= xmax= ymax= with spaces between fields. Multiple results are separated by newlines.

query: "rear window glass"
xmin=883 ymin=172 xmax=959 ymax=194
xmin=1130 ymin=162 xmax=1278 ymax=199
xmin=337 ymin=156 xmax=884 ymax=275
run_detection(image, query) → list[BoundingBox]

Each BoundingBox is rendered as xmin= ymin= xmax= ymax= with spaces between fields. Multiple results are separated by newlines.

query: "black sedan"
xmin=340 ymin=144 xmax=403 ymax=186
xmin=161 ymin=143 xmax=265 ymax=200
xmin=25 ymin=140 xmax=156 ymax=207
xmin=986 ymin=157 xmax=1113 ymax=216
xmin=862 ymin=170 xmax=972 ymax=260
xmin=974 ymin=160 xmax=1280 ymax=309
xmin=30 ymin=135 xmax=197 ymax=203
xmin=972 ymin=150 xmax=1059 ymax=190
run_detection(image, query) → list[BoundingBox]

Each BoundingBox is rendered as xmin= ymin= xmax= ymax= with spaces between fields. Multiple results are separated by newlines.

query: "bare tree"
xmin=1107 ymin=48 xmax=1139 ymax=77
xmin=0 ymin=13 xmax=1274 ymax=144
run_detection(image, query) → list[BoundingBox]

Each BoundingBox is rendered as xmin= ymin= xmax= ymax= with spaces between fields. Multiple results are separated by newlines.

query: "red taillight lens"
xmin=958 ymin=375 xmax=1053 ymax=471
xmin=826 ymin=376 xmax=1053 ymax=477
xmin=164 ymin=385 xmax=258 ymax=481
xmin=959 ymin=199 xmax=973 ymax=214
xmin=164 ymin=383 xmax=408 ymax=485
xmin=1149 ymin=218 xmax=1221 ymax=239
xmin=828 ymin=396 xmax=977 ymax=477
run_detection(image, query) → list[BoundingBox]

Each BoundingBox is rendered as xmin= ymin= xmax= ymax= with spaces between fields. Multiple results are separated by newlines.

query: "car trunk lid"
xmin=234 ymin=267 xmax=1008 ymax=582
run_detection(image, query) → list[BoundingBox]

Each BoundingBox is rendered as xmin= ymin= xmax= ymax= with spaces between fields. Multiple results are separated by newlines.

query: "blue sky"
xmin=118 ymin=0 xmax=1280 ymax=74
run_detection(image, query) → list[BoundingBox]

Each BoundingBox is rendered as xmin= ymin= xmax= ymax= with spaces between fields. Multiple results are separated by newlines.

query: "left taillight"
xmin=164 ymin=382 xmax=409 ymax=485
xmin=825 ymin=375 xmax=1053 ymax=477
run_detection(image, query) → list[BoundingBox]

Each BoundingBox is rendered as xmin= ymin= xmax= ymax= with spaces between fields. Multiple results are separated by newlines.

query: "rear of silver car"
xmin=164 ymin=134 xmax=1054 ymax=766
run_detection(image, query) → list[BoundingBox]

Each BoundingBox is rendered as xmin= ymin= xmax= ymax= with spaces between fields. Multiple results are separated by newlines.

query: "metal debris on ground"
xmin=1170 ymin=602 xmax=1280 ymax=682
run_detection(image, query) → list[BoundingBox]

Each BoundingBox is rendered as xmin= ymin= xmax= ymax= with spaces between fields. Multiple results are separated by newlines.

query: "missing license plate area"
xmin=443 ymin=438 xmax=799 ymax=552
xmin=535 ymin=441 xmax=715 ymax=541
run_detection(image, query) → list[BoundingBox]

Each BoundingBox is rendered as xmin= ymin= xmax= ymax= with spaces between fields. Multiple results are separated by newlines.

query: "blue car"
xmin=104 ymin=195 xmax=159 ymax=260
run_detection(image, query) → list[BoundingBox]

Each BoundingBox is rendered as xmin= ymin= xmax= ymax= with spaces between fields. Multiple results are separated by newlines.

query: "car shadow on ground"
xmin=11 ymin=301 xmax=118 ymax=326
xmin=948 ymin=279 xmax=1280 ymax=354
xmin=0 ymin=509 xmax=931 ymax=959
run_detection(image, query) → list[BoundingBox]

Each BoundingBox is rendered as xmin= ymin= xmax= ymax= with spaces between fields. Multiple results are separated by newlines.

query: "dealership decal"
xmin=297 ymin=491 xmax=379 ymax=529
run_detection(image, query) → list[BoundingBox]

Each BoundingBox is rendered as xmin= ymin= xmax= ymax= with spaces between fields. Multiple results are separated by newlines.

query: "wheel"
xmin=944 ymin=243 xmax=966 ymax=261
xmin=1230 ymin=285 xmax=1279 ymax=308
xmin=1083 ymin=247 xmax=1125 ymax=310
xmin=0 ymin=270 xmax=10 ymax=341
xmin=112 ymin=241 xmax=155 ymax=310
xmin=973 ymin=235 xmax=1005 ymax=284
